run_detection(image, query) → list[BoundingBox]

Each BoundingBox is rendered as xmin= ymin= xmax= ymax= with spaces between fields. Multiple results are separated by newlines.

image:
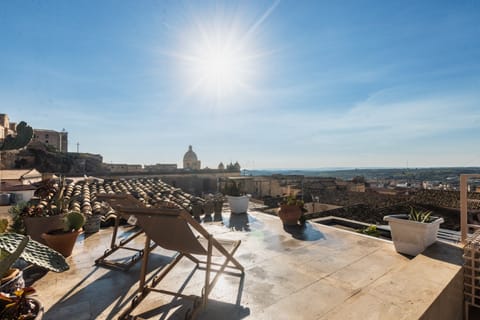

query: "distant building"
xmin=0 ymin=169 xmax=43 ymax=185
xmin=104 ymin=163 xmax=143 ymax=173
xmin=144 ymin=163 xmax=178 ymax=172
xmin=32 ymin=129 xmax=68 ymax=153
xmin=225 ymin=161 xmax=241 ymax=172
xmin=0 ymin=169 xmax=40 ymax=203
xmin=183 ymin=145 xmax=201 ymax=170
xmin=218 ymin=162 xmax=225 ymax=170
xmin=1 ymin=113 xmax=69 ymax=153
xmin=0 ymin=114 xmax=16 ymax=140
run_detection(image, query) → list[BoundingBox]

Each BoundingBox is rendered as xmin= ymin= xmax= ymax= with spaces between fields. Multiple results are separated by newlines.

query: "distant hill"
xmin=13 ymin=142 xmax=104 ymax=175
xmin=245 ymin=167 xmax=480 ymax=182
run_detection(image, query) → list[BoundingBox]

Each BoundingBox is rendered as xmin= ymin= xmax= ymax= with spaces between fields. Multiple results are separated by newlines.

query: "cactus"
xmin=63 ymin=211 xmax=85 ymax=231
xmin=0 ymin=233 xmax=69 ymax=274
xmin=0 ymin=121 xmax=33 ymax=151
xmin=0 ymin=235 xmax=29 ymax=278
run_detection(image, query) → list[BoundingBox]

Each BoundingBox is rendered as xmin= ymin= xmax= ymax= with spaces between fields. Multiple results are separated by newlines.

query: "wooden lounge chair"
xmin=95 ymin=194 xmax=157 ymax=271
xmin=100 ymin=194 xmax=245 ymax=319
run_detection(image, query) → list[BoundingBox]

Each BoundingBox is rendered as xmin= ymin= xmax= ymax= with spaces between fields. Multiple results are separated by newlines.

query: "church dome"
xmin=183 ymin=145 xmax=198 ymax=162
xmin=183 ymin=145 xmax=201 ymax=170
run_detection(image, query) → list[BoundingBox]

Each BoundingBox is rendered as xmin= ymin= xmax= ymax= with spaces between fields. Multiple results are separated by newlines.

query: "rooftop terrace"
xmin=30 ymin=204 xmax=463 ymax=320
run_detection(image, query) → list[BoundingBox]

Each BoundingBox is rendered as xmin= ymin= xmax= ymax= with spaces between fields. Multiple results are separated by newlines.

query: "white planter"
xmin=226 ymin=195 xmax=249 ymax=214
xmin=383 ymin=214 xmax=444 ymax=256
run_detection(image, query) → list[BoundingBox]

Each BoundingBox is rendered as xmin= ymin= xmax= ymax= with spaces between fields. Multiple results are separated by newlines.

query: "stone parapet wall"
xmin=305 ymin=188 xmax=480 ymax=211
xmin=411 ymin=189 xmax=480 ymax=210
xmin=306 ymin=189 xmax=408 ymax=208
xmin=301 ymin=189 xmax=477 ymax=231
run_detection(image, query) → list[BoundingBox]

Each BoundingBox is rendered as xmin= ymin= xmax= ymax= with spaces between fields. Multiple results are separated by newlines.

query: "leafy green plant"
xmin=7 ymin=203 xmax=29 ymax=235
xmin=280 ymin=194 xmax=304 ymax=208
xmin=223 ymin=180 xmax=244 ymax=197
xmin=408 ymin=207 xmax=433 ymax=223
xmin=357 ymin=225 xmax=380 ymax=237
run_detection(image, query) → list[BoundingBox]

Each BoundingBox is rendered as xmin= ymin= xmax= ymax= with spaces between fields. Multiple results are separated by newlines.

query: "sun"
xmin=200 ymin=48 xmax=240 ymax=87
xmin=166 ymin=2 xmax=280 ymax=105
xmin=179 ymin=27 xmax=253 ymax=102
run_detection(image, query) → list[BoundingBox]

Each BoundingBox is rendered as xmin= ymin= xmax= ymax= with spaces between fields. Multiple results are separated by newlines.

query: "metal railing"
xmin=460 ymin=174 xmax=480 ymax=243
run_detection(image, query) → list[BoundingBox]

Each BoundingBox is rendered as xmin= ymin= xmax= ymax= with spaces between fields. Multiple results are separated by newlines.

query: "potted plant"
xmin=190 ymin=198 xmax=204 ymax=221
xmin=17 ymin=179 xmax=70 ymax=245
xmin=0 ymin=287 xmax=43 ymax=320
xmin=0 ymin=226 xmax=69 ymax=319
xmin=203 ymin=196 xmax=214 ymax=221
xmin=277 ymin=194 xmax=306 ymax=226
xmin=83 ymin=212 xmax=102 ymax=234
xmin=213 ymin=194 xmax=224 ymax=221
xmin=41 ymin=211 xmax=85 ymax=257
xmin=83 ymin=196 xmax=103 ymax=234
xmin=383 ymin=206 xmax=444 ymax=256
xmin=223 ymin=179 xmax=249 ymax=214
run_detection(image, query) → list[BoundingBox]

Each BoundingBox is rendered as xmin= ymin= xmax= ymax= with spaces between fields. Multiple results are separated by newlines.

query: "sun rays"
xmin=163 ymin=1 xmax=280 ymax=108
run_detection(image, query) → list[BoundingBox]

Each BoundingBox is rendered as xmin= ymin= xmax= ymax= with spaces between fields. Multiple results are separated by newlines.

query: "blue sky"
xmin=1 ymin=1 xmax=479 ymax=169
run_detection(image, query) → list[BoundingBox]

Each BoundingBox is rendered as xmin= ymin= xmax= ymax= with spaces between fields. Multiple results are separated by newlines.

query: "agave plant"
xmin=408 ymin=207 xmax=433 ymax=223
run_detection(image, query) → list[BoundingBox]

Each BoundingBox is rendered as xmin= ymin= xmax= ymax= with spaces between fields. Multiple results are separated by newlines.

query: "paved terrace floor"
xmin=29 ymin=206 xmax=464 ymax=320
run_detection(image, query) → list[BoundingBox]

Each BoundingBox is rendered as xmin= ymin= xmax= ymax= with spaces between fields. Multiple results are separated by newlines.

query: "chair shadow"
xmin=44 ymin=252 xmax=173 ymax=319
xmin=283 ymin=222 xmax=325 ymax=241
xmin=134 ymin=272 xmax=248 ymax=320
xmin=45 ymin=250 xmax=248 ymax=320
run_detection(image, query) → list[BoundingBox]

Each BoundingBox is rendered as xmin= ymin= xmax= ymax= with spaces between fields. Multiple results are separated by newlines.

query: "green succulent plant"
xmin=63 ymin=211 xmax=85 ymax=232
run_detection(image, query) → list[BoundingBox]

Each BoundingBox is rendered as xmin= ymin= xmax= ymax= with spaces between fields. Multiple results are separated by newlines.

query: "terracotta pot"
xmin=41 ymin=229 xmax=83 ymax=257
xmin=278 ymin=205 xmax=303 ymax=226
xmin=24 ymin=215 xmax=65 ymax=245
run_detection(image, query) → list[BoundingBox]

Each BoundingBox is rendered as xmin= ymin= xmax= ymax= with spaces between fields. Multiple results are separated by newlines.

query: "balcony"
xmin=31 ymin=206 xmax=463 ymax=319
